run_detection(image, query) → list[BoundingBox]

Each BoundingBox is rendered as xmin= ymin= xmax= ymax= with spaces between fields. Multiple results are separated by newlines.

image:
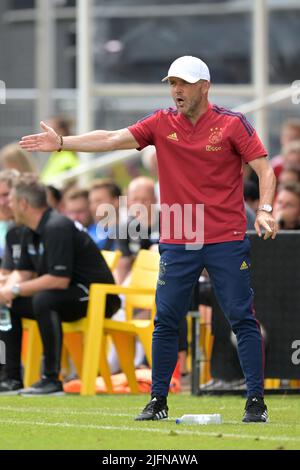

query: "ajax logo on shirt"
xmin=207 ymin=127 xmax=223 ymax=152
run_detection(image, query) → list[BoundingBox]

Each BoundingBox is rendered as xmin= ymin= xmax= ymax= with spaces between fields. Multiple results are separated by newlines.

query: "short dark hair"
xmin=52 ymin=116 xmax=73 ymax=136
xmin=13 ymin=174 xmax=48 ymax=208
xmin=278 ymin=182 xmax=300 ymax=201
xmin=66 ymin=189 xmax=89 ymax=202
xmin=46 ymin=185 xmax=62 ymax=204
xmin=89 ymin=179 xmax=122 ymax=199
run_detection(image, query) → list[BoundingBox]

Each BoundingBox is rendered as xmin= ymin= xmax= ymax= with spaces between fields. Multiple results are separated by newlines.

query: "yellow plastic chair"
xmin=199 ymin=306 xmax=213 ymax=385
xmin=264 ymin=379 xmax=280 ymax=389
xmin=290 ymin=380 xmax=300 ymax=389
xmin=62 ymin=249 xmax=121 ymax=379
xmin=22 ymin=319 xmax=43 ymax=387
xmin=80 ymin=249 xmax=160 ymax=395
xmin=186 ymin=305 xmax=213 ymax=386
xmin=22 ymin=250 xmax=121 ymax=388
xmin=101 ymin=250 xmax=122 ymax=271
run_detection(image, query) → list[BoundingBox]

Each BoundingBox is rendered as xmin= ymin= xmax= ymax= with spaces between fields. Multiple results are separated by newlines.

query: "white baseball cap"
xmin=162 ymin=56 xmax=210 ymax=83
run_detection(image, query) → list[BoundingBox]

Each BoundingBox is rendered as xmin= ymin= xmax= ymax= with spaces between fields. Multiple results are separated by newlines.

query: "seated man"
xmin=88 ymin=179 xmax=122 ymax=250
xmin=0 ymin=174 xmax=120 ymax=395
xmin=64 ymin=189 xmax=93 ymax=228
xmin=116 ymin=176 xmax=160 ymax=284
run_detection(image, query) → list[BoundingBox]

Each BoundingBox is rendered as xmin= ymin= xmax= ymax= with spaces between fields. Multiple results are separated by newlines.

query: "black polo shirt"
xmin=116 ymin=215 xmax=160 ymax=257
xmin=1 ymin=225 xmax=24 ymax=271
xmin=17 ymin=208 xmax=114 ymax=283
xmin=17 ymin=208 xmax=120 ymax=316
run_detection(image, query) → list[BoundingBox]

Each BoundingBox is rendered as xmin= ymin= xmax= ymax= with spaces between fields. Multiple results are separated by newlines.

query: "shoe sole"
xmin=134 ymin=416 xmax=168 ymax=421
xmin=242 ymin=418 xmax=268 ymax=423
xmin=0 ymin=390 xmax=23 ymax=396
xmin=18 ymin=391 xmax=65 ymax=397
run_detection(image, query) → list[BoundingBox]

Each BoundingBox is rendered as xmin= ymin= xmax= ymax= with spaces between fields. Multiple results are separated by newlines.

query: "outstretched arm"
xmin=19 ymin=121 xmax=139 ymax=153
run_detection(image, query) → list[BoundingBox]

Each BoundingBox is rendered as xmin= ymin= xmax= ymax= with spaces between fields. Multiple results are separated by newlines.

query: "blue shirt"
xmin=87 ymin=223 xmax=117 ymax=251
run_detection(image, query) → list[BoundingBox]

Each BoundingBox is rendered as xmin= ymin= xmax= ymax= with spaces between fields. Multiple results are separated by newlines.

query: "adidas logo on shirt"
xmin=167 ymin=132 xmax=179 ymax=141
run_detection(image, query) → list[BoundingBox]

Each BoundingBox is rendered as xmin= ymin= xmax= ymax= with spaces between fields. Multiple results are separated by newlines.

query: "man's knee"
xmin=220 ymin=295 xmax=254 ymax=324
xmin=32 ymin=291 xmax=60 ymax=316
xmin=154 ymin=314 xmax=181 ymax=337
xmin=222 ymin=301 xmax=260 ymax=335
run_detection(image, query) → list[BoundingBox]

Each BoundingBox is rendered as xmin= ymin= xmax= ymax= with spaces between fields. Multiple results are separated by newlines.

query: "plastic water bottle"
xmin=0 ymin=305 xmax=12 ymax=332
xmin=176 ymin=414 xmax=222 ymax=425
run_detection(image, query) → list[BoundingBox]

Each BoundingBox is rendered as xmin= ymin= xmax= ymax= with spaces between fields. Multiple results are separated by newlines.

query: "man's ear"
xmin=19 ymin=197 xmax=28 ymax=212
xmin=202 ymin=80 xmax=211 ymax=94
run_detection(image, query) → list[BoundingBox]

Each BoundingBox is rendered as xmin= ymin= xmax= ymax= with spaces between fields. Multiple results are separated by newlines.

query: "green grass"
xmin=0 ymin=394 xmax=299 ymax=450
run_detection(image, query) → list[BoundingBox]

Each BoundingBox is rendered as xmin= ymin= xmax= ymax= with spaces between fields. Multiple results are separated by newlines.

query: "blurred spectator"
xmin=0 ymin=170 xmax=19 ymax=262
xmin=0 ymin=143 xmax=36 ymax=174
xmin=281 ymin=140 xmax=300 ymax=172
xmin=141 ymin=147 xmax=160 ymax=202
xmin=64 ymin=189 xmax=92 ymax=228
xmin=61 ymin=180 xmax=80 ymax=200
xmin=41 ymin=117 xmax=79 ymax=184
xmin=271 ymin=120 xmax=300 ymax=178
xmin=244 ymin=180 xmax=260 ymax=213
xmin=46 ymin=185 xmax=64 ymax=212
xmin=116 ymin=176 xmax=159 ymax=283
xmin=278 ymin=168 xmax=300 ymax=186
xmin=88 ymin=179 xmax=122 ymax=250
xmin=273 ymin=182 xmax=300 ymax=230
xmin=0 ymin=170 xmax=21 ymax=379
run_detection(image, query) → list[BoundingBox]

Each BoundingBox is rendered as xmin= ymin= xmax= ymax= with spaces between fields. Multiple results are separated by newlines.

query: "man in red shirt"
xmin=20 ymin=56 xmax=277 ymax=423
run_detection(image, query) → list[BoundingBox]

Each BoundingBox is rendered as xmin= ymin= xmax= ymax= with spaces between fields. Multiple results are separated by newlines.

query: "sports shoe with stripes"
xmin=242 ymin=396 xmax=268 ymax=423
xmin=135 ymin=397 xmax=168 ymax=421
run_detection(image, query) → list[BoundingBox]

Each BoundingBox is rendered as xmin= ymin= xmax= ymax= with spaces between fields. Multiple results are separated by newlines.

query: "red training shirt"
xmin=128 ymin=103 xmax=267 ymax=245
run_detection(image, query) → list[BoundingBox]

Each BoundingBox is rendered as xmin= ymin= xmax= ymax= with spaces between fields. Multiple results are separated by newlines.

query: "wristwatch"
xmin=11 ymin=283 xmax=21 ymax=298
xmin=258 ymin=204 xmax=273 ymax=213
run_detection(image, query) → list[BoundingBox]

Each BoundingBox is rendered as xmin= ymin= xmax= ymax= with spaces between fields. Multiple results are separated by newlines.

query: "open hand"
xmin=19 ymin=121 xmax=61 ymax=153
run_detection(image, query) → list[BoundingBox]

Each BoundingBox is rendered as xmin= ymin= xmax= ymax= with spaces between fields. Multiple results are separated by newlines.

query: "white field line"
xmin=0 ymin=405 xmax=132 ymax=417
xmin=0 ymin=400 xmax=292 ymax=411
xmin=0 ymin=406 xmax=299 ymax=428
xmin=224 ymin=420 xmax=300 ymax=428
xmin=0 ymin=417 xmax=299 ymax=443
xmin=0 ymin=404 xmax=293 ymax=413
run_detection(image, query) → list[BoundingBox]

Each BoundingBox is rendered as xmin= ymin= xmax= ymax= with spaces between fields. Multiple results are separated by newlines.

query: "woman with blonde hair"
xmin=0 ymin=142 xmax=37 ymax=174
